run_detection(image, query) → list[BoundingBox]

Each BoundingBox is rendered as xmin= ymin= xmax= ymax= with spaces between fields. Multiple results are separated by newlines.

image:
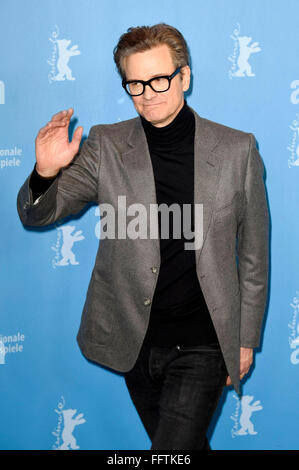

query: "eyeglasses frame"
xmin=122 ymin=66 xmax=182 ymax=96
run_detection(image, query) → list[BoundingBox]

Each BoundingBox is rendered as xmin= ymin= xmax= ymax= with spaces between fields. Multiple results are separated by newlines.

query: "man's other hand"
xmin=226 ymin=347 xmax=253 ymax=386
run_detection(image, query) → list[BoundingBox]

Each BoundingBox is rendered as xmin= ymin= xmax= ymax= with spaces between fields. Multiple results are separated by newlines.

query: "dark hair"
xmin=113 ymin=23 xmax=190 ymax=80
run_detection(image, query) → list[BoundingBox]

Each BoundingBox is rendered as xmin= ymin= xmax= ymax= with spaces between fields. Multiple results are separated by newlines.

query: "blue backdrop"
xmin=1 ymin=0 xmax=298 ymax=450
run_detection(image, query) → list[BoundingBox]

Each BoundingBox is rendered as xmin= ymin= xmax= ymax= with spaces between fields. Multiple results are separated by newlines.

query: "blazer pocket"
xmin=81 ymin=278 xmax=116 ymax=346
xmin=213 ymin=198 xmax=237 ymax=229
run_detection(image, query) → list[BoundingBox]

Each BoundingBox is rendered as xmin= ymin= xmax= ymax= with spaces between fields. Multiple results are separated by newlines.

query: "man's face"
xmin=122 ymin=44 xmax=190 ymax=128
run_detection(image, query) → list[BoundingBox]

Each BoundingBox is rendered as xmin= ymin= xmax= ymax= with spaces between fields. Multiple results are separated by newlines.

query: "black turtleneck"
xmin=141 ymin=100 xmax=219 ymax=346
xmin=29 ymin=100 xmax=219 ymax=347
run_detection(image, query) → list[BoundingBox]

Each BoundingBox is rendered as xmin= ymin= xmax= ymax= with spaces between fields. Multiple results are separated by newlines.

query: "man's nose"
xmin=143 ymin=83 xmax=157 ymax=100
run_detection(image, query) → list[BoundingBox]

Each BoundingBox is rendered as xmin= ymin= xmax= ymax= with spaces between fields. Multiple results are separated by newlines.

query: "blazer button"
xmin=144 ymin=298 xmax=151 ymax=306
xmin=151 ymin=266 xmax=158 ymax=274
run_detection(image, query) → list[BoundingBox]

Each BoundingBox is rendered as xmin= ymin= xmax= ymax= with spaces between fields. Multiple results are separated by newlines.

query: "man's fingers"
xmin=37 ymin=120 xmax=68 ymax=139
xmin=47 ymin=121 xmax=68 ymax=129
xmin=37 ymin=125 xmax=49 ymax=138
xmin=226 ymin=369 xmax=249 ymax=386
xmin=226 ymin=361 xmax=252 ymax=386
xmin=240 ymin=366 xmax=250 ymax=376
xmin=51 ymin=110 xmax=67 ymax=122
xmin=70 ymin=126 xmax=83 ymax=150
xmin=226 ymin=376 xmax=232 ymax=386
xmin=37 ymin=119 xmax=81 ymax=145
xmin=240 ymin=369 xmax=250 ymax=380
xmin=37 ymin=122 xmax=56 ymax=138
xmin=38 ymin=108 xmax=74 ymax=138
xmin=51 ymin=108 xmax=73 ymax=122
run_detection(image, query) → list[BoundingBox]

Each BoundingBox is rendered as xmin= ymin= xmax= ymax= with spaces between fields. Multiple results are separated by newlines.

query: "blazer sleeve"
xmin=17 ymin=125 xmax=101 ymax=227
xmin=29 ymin=163 xmax=58 ymax=203
xmin=237 ymin=133 xmax=269 ymax=349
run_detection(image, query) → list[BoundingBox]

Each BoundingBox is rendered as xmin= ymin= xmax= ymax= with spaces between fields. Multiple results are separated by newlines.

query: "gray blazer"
xmin=17 ymin=106 xmax=269 ymax=394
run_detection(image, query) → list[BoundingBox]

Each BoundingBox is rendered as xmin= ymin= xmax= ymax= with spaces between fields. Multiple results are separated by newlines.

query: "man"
xmin=17 ymin=23 xmax=269 ymax=450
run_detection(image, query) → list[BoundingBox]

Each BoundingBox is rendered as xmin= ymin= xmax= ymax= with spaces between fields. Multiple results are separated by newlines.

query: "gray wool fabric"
xmin=17 ymin=106 xmax=269 ymax=394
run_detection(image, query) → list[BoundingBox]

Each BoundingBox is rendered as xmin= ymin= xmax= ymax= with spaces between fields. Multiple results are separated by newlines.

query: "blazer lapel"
xmin=191 ymin=108 xmax=223 ymax=262
xmin=120 ymin=107 xmax=223 ymax=262
xmin=121 ymin=119 xmax=161 ymax=257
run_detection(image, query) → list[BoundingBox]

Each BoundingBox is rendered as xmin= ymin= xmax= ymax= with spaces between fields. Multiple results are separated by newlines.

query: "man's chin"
xmin=141 ymin=107 xmax=169 ymax=126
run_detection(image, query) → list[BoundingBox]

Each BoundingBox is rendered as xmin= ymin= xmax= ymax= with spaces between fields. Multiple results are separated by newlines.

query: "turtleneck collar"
xmin=140 ymin=99 xmax=195 ymax=149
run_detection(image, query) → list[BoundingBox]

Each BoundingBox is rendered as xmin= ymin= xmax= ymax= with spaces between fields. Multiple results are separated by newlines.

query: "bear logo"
xmin=235 ymin=395 xmax=263 ymax=436
xmin=291 ymin=128 xmax=299 ymax=166
xmin=58 ymin=408 xmax=86 ymax=450
xmin=53 ymin=39 xmax=81 ymax=81
xmin=55 ymin=225 xmax=85 ymax=267
xmin=290 ymin=322 xmax=299 ymax=364
xmin=288 ymin=123 xmax=299 ymax=167
xmin=232 ymin=35 xmax=261 ymax=77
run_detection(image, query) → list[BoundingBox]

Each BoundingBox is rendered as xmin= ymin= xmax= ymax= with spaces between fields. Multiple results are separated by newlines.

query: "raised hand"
xmin=35 ymin=108 xmax=83 ymax=177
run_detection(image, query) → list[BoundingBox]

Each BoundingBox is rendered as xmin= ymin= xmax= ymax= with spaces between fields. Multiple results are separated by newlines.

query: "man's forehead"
xmin=126 ymin=71 xmax=172 ymax=81
xmin=123 ymin=44 xmax=174 ymax=80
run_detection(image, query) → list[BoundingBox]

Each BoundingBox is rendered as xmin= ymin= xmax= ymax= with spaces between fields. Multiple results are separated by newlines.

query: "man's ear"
xmin=181 ymin=65 xmax=191 ymax=92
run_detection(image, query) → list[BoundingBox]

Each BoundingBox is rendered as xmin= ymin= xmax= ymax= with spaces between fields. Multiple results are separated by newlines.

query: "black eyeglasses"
xmin=122 ymin=67 xmax=182 ymax=96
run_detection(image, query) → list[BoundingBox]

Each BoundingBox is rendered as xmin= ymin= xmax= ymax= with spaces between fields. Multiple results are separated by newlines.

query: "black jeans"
xmin=124 ymin=338 xmax=228 ymax=450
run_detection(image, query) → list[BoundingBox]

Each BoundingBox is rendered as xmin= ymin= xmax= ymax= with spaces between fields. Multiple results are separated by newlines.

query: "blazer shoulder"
xmin=199 ymin=116 xmax=258 ymax=170
xmin=201 ymin=115 xmax=253 ymax=147
xmin=90 ymin=116 xmax=139 ymax=138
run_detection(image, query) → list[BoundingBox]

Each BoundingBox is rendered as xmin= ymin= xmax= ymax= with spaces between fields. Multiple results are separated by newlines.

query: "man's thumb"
xmin=71 ymin=126 xmax=83 ymax=149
